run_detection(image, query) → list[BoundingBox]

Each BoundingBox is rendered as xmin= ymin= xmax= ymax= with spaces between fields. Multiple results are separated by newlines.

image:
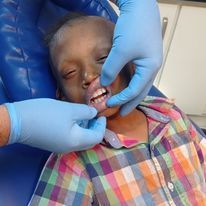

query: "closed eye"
xmin=97 ymin=56 xmax=107 ymax=64
xmin=62 ymin=70 xmax=76 ymax=79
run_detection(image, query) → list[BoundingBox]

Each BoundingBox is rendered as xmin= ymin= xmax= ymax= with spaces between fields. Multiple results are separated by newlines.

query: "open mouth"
xmin=90 ymin=87 xmax=109 ymax=104
xmin=86 ymin=77 xmax=111 ymax=113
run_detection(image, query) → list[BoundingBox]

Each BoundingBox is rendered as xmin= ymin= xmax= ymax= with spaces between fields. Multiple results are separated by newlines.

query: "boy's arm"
xmin=30 ymin=153 xmax=94 ymax=205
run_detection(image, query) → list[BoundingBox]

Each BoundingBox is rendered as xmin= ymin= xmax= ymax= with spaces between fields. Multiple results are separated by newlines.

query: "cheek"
xmin=61 ymin=82 xmax=86 ymax=104
xmin=110 ymin=75 xmax=127 ymax=95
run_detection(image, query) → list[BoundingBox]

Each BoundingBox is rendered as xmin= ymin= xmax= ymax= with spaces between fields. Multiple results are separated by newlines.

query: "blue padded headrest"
xmin=0 ymin=77 xmax=9 ymax=104
xmin=0 ymin=0 xmax=117 ymax=102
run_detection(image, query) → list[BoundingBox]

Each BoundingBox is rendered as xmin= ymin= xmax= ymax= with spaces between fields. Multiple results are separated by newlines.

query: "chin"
xmin=97 ymin=106 xmax=120 ymax=118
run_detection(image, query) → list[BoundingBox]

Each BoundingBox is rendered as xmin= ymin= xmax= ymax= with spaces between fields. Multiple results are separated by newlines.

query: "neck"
xmin=107 ymin=108 xmax=148 ymax=140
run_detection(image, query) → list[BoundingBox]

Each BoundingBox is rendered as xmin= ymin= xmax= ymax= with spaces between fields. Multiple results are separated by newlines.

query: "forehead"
xmin=57 ymin=16 xmax=114 ymax=47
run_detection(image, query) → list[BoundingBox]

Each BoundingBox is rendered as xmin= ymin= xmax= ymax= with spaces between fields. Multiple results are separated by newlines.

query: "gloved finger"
xmin=120 ymin=78 xmax=154 ymax=116
xmin=74 ymin=116 xmax=106 ymax=150
xmin=74 ymin=144 xmax=96 ymax=152
xmin=101 ymin=43 xmax=129 ymax=87
xmin=106 ymin=59 xmax=158 ymax=107
xmin=71 ymin=104 xmax=97 ymax=121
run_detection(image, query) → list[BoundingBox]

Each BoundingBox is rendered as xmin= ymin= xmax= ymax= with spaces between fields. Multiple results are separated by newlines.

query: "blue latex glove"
xmin=101 ymin=0 xmax=163 ymax=115
xmin=5 ymin=99 xmax=106 ymax=153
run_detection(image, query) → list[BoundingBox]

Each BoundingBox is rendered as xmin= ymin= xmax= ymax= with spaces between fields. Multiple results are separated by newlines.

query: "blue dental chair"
xmin=0 ymin=1 xmax=205 ymax=206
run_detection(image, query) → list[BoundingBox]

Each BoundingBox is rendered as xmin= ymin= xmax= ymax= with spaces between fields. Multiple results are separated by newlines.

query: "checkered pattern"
xmin=30 ymin=96 xmax=206 ymax=206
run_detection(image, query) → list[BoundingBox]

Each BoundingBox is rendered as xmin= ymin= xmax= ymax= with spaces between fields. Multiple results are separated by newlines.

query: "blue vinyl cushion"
xmin=0 ymin=144 xmax=50 ymax=205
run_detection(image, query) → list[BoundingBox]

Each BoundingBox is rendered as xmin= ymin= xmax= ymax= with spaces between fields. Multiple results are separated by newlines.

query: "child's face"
xmin=51 ymin=16 xmax=132 ymax=117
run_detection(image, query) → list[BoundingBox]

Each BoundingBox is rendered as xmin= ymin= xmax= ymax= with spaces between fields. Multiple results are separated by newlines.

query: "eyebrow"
xmin=94 ymin=44 xmax=111 ymax=56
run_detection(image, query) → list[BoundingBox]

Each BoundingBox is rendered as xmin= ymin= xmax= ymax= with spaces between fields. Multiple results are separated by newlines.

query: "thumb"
xmin=82 ymin=116 xmax=106 ymax=146
xmin=72 ymin=104 xmax=97 ymax=121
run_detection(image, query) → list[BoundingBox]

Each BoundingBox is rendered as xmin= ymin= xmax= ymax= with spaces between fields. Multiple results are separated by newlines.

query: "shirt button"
xmin=168 ymin=182 xmax=174 ymax=192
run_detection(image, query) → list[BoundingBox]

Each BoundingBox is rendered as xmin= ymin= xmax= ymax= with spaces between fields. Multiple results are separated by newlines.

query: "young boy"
xmin=30 ymin=14 xmax=206 ymax=206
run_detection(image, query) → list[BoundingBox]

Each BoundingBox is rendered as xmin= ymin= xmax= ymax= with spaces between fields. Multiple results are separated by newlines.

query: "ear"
xmin=56 ymin=88 xmax=67 ymax=100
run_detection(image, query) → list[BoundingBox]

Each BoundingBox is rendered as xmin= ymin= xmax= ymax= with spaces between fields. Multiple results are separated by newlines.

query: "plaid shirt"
xmin=30 ymin=96 xmax=206 ymax=206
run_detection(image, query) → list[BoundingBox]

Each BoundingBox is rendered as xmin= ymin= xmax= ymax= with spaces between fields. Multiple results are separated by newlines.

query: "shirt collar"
xmin=103 ymin=96 xmax=174 ymax=149
xmin=104 ymin=129 xmax=140 ymax=149
xmin=139 ymin=96 xmax=175 ymax=118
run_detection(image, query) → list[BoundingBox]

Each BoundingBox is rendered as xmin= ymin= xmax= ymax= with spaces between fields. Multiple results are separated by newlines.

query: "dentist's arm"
xmin=0 ymin=106 xmax=10 ymax=146
xmin=101 ymin=0 xmax=163 ymax=115
xmin=0 ymin=99 xmax=106 ymax=153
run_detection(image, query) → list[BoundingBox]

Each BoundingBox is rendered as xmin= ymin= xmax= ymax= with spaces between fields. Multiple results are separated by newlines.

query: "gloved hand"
xmin=101 ymin=0 xmax=163 ymax=115
xmin=5 ymin=99 xmax=106 ymax=153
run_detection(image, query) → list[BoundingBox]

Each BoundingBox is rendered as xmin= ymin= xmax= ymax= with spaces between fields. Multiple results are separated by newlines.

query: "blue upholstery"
xmin=0 ymin=144 xmax=50 ymax=205
xmin=0 ymin=78 xmax=9 ymax=104
xmin=0 ymin=1 xmax=204 ymax=206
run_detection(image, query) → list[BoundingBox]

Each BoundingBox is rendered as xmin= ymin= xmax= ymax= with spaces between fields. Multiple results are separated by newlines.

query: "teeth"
xmin=100 ymin=96 xmax=104 ymax=102
xmin=92 ymin=94 xmax=106 ymax=104
xmin=94 ymin=98 xmax=100 ymax=104
xmin=91 ymin=88 xmax=107 ymax=99
xmin=97 ymin=90 xmax=102 ymax=96
xmin=101 ymin=88 xmax=105 ymax=93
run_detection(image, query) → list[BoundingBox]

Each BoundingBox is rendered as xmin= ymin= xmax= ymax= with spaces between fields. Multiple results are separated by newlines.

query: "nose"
xmin=82 ymin=69 xmax=100 ymax=89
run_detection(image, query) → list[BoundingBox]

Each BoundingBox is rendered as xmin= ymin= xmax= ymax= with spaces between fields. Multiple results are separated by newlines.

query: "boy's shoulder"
xmin=140 ymin=96 xmax=204 ymax=142
xmin=140 ymin=96 xmax=175 ymax=113
xmin=140 ymin=96 xmax=190 ymax=130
